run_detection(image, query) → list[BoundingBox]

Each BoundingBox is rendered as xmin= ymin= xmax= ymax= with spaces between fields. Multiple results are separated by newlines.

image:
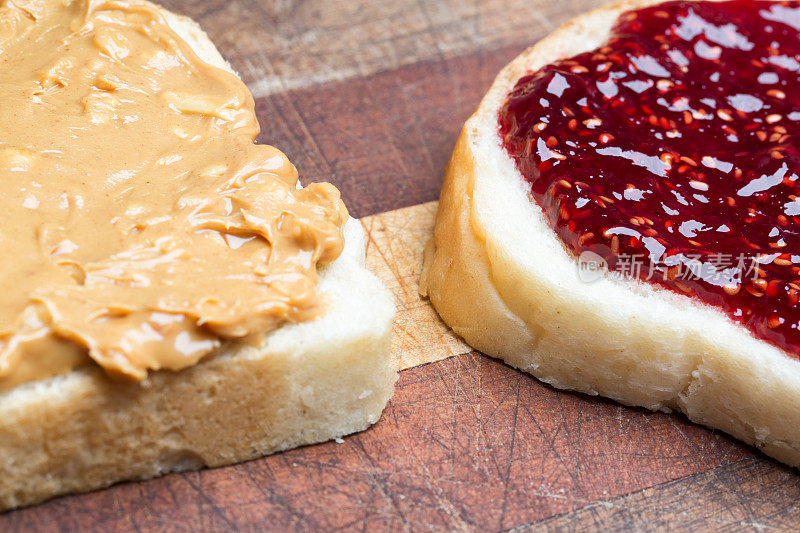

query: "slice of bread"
xmin=421 ymin=0 xmax=800 ymax=467
xmin=0 ymin=5 xmax=396 ymax=511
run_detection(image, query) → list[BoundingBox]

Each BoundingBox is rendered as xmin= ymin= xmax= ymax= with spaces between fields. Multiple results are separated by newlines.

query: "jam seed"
xmin=666 ymin=265 xmax=680 ymax=281
xmin=724 ymin=283 xmax=740 ymax=295
xmin=675 ymin=282 xmax=691 ymax=293
xmin=657 ymin=79 xmax=673 ymax=90
xmin=746 ymin=286 xmax=765 ymax=298
xmin=790 ymin=289 xmax=799 ymax=305
xmin=768 ymin=315 xmax=783 ymax=329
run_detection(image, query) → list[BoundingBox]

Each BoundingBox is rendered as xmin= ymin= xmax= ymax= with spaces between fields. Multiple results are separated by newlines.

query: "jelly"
xmin=499 ymin=1 xmax=800 ymax=354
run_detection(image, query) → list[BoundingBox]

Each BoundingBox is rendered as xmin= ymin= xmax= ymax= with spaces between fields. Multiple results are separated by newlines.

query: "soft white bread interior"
xmin=421 ymin=0 xmax=800 ymax=467
xmin=0 ymin=7 xmax=396 ymax=511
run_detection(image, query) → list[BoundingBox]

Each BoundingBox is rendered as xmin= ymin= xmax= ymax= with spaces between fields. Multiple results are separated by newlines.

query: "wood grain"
xmin=363 ymin=202 xmax=470 ymax=371
xmin=535 ymin=457 xmax=800 ymax=531
xmin=161 ymin=0 xmax=602 ymax=97
xmin=252 ymin=43 xmax=523 ymax=217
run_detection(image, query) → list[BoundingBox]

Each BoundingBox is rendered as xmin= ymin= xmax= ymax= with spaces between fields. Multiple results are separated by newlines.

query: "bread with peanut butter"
xmin=0 ymin=0 xmax=395 ymax=510
xmin=421 ymin=0 xmax=800 ymax=467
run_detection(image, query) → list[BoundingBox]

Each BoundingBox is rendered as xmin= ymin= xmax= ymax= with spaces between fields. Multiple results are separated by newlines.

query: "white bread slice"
xmin=421 ymin=0 xmax=800 ymax=467
xmin=0 ymin=5 xmax=396 ymax=511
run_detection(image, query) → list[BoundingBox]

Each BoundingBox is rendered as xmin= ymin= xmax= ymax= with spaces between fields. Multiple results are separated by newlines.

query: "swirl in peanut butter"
xmin=0 ymin=0 xmax=347 ymax=387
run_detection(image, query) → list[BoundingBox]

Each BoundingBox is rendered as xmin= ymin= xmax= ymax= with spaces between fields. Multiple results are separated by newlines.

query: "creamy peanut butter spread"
xmin=0 ymin=0 xmax=347 ymax=389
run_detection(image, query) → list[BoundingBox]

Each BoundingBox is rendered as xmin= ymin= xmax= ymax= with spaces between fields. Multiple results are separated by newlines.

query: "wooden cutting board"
xmin=5 ymin=0 xmax=800 ymax=530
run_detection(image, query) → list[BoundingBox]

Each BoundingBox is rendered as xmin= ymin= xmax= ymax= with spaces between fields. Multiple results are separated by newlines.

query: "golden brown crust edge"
xmin=420 ymin=131 xmax=537 ymax=361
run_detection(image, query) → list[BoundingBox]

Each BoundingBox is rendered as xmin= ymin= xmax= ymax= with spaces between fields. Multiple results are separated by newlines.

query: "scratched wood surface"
xmin=362 ymin=202 xmax=471 ymax=371
xmin=4 ymin=0 xmax=800 ymax=530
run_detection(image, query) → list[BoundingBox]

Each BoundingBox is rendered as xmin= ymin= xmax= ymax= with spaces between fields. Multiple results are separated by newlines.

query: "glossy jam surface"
xmin=499 ymin=0 xmax=800 ymax=354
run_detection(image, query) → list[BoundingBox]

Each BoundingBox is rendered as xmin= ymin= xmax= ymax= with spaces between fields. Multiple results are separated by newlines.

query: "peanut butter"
xmin=0 ymin=0 xmax=347 ymax=388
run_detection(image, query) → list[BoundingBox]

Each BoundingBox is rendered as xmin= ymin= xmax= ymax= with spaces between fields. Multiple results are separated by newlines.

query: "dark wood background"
xmin=5 ymin=0 xmax=800 ymax=530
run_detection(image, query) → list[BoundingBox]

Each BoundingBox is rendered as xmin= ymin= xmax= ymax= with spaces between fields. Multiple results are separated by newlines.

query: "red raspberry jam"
xmin=499 ymin=0 xmax=800 ymax=354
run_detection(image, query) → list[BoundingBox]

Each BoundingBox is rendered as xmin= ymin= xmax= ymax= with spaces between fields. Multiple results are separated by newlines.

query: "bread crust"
xmin=422 ymin=0 xmax=800 ymax=467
